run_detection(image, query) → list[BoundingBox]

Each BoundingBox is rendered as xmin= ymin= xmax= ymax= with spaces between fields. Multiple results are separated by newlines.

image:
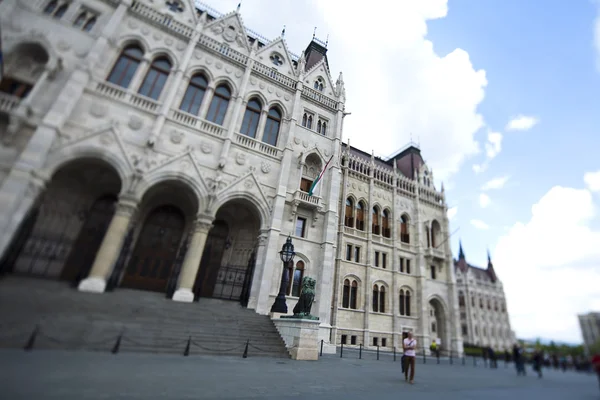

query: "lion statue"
xmin=292 ymin=276 xmax=316 ymax=317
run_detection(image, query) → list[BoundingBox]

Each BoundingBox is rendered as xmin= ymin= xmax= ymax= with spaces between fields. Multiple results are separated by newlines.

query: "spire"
xmin=237 ymin=2 xmax=241 ymax=12
xmin=281 ymin=25 xmax=286 ymax=38
xmin=486 ymin=248 xmax=497 ymax=282
xmin=487 ymin=249 xmax=493 ymax=266
xmin=458 ymin=240 xmax=465 ymax=260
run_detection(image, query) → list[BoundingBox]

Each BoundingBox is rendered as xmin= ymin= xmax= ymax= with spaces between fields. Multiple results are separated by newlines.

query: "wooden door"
xmin=121 ymin=205 xmax=185 ymax=293
xmin=193 ymin=220 xmax=228 ymax=299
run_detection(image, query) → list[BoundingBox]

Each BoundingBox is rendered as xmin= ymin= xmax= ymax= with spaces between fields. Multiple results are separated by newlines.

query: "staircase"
xmin=0 ymin=276 xmax=289 ymax=358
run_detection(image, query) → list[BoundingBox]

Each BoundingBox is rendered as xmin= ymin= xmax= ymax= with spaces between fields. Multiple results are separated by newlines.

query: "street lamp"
xmin=270 ymin=235 xmax=296 ymax=313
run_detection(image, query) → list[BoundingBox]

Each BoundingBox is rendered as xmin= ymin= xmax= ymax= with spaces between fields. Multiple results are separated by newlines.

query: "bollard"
xmin=423 ymin=346 xmax=426 ymax=364
xmin=473 ymin=356 xmax=477 ymax=366
xmin=437 ymin=350 xmax=440 ymax=364
xmin=24 ymin=325 xmax=39 ymax=352
xmin=462 ymin=356 xmax=466 ymax=366
xmin=450 ymin=351 xmax=453 ymax=365
xmin=394 ymin=347 xmax=396 ymax=362
xmin=340 ymin=342 xmax=344 ymax=358
xmin=183 ymin=336 xmax=191 ymax=356
xmin=111 ymin=333 xmax=123 ymax=354
xmin=320 ymin=339 xmax=324 ymax=356
xmin=359 ymin=343 xmax=362 ymax=359
xmin=377 ymin=345 xmax=380 ymax=360
xmin=242 ymin=339 xmax=249 ymax=358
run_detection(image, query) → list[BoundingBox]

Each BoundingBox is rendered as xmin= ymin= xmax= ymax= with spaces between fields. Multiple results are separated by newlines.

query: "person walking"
xmin=403 ymin=332 xmax=417 ymax=384
xmin=591 ymin=352 xmax=600 ymax=391
xmin=513 ymin=344 xmax=526 ymax=376
xmin=533 ymin=349 xmax=543 ymax=378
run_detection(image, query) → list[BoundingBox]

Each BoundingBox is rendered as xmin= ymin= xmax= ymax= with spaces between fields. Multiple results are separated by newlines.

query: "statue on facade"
xmin=283 ymin=277 xmax=319 ymax=320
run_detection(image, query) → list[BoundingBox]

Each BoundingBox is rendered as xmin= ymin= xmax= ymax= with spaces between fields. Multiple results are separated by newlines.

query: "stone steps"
xmin=0 ymin=276 xmax=289 ymax=358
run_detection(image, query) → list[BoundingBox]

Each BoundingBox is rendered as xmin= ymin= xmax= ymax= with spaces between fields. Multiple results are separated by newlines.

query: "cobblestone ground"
xmin=0 ymin=349 xmax=598 ymax=399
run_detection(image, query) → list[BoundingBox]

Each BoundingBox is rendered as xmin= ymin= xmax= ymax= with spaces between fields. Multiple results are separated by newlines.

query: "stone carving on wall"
xmin=89 ymin=102 xmax=108 ymax=118
xmin=235 ymin=152 xmax=247 ymax=165
xmin=128 ymin=115 xmax=143 ymax=130
xmin=170 ymin=130 xmax=184 ymax=144
xmin=260 ymin=161 xmax=271 ymax=174
xmin=200 ymin=142 xmax=213 ymax=154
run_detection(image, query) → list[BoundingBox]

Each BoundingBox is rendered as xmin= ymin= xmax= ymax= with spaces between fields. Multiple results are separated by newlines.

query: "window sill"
xmin=397 ymin=314 xmax=419 ymax=319
xmin=338 ymin=307 xmax=365 ymax=313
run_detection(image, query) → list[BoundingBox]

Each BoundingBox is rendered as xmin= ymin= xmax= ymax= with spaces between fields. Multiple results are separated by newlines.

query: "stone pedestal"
xmin=273 ymin=318 xmax=320 ymax=361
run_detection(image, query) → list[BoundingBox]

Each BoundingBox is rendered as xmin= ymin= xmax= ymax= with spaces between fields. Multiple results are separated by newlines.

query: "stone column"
xmin=197 ymin=86 xmax=214 ymax=120
xmin=78 ymin=197 xmax=138 ymax=293
xmin=391 ymin=163 xmax=399 ymax=349
xmin=254 ymin=109 xmax=269 ymax=143
xmin=413 ymin=187 xmax=430 ymax=353
xmin=443 ymin=204 xmax=463 ymax=356
xmin=362 ymin=154 xmax=375 ymax=346
xmin=172 ymin=216 xmax=214 ymax=302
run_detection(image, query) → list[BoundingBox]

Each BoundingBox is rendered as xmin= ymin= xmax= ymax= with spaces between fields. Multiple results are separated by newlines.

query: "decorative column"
xmin=443 ymin=198 xmax=463 ymax=356
xmin=391 ymin=163 xmax=399 ymax=349
xmin=413 ymin=181 xmax=430 ymax=353
xmin=78 ymin=197 xmax=138 ymax=293
xmin=217 ymin=42 xmax=257 ymax=167
xmin=0 ymin=0 xmax=133 ymax=260
xmin=147 ymin=19 xmax=204 ymax=145
xmin=254 ymin=109 xmax=269 ymax=143
xmin=362 ymin=153 xmax=375 ymax=346
xmin=172 ymin=215 xmax=214 ymax=302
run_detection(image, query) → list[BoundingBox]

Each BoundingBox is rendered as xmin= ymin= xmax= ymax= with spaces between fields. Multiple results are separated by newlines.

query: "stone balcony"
xmin=290 ymin=190 xmax=323 ymax=227
xmin=0 ymin=92 xmax=22 ymax=115
xmin=424 ymin=247 xmax=446 ymax=260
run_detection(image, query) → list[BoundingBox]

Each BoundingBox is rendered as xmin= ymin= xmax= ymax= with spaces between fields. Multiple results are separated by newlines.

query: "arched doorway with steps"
xmin=0 ymin=159 xmax=121 ymax=286
xmin=429 ymin=297 xmax=448 ymax=351
xmin=193 ymin=199 xmax=261 ymax=304
xmin=115 ymin=180 xmax=199 ymax=294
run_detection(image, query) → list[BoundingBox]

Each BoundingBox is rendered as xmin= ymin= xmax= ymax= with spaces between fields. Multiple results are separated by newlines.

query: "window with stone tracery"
xmin=314 ymin=77 xmax=324 ymax=92
xmin=138 ymin=57 xmax=172 ymax=100
xmin=372 ymin=284 xmax=386 ymax=313
xmin=73 ymin=8 xmax=98 ymax=32
xmin=180 ymin=73 xmax=208 ymax=115
xmin=342 ymin=278 xmax=358 ymax=309
xmin=399 ymin=288 xmax=411 ymax=316
xmin=165 ymin=0 xmax=184 ymax=12
xmin=301 ymin=111 xmax=314 ymax=129
xmin=206 ymin=84 xmax=231 ymax=125
xmin=43 ymin=0 xmax=69 ymax=19
xmin=107 ymin=44 xmax=143 ymax=89
xmin=0 ymin=42 xmax=49 ymax=99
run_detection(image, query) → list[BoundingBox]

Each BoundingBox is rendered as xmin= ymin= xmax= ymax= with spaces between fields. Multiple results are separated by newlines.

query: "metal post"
xmin=183 ymin=336 xmax=191 ymax=356
xmin=423 ymin=345 xmax=426 ymax=364
xmin=320 ymin=339 xmax=324 ymax=356
xmin=450 ymin=350 xmax=453 ymax=365
xmin=242 ymin=339 xmax=249 ymax=358
xmin=111 ymin=332 xmax=123 ymax=354
xmin=394 ymin=346 xmax=396 ymax=362
xmin=437 ymin=350 xmax=440 ymax=364
xmin=377 ymin=345 xmax=380 ymax=360
xmin=340 ymin=342 xmax=344 ymax=358
xmin=24 ymin=325 xmax=39 ymax=352
xmin=359 ymin=343 xmax=362 ymax=359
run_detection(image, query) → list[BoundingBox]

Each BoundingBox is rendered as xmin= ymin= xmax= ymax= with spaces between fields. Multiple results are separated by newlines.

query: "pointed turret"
xmin=302 ymin=30 xmax=329 ymax=72
xmin=455 ymin=240 xmax=468 ymax=273
xmin=459 ymin=241 xmax=465 ymax=260
xmin=486 ymin=248 xmax=497 ymax=282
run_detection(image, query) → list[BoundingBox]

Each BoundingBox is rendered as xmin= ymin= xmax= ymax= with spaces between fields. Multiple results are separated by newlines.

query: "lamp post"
xmin=270 ymin=235 xmax=295 ymax=313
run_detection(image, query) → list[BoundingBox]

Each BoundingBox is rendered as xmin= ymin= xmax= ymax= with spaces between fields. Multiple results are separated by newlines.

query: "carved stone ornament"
xmin=90 ymin=102 xmax=108 ymax=118
xmin=165 ymin=38 xmax=174 ymax=46
xmin=244 ymin=178 xmax=254 ymax=189
xmin=294 ymin=137 xmax=301 ymax=145
xmin=215 ymin=62 xmax=223 ymax=70
xmin=260 ymin=161 xmax=271 ymax=174
xmin=223 ymin=25 xmax=236 ymax=42
xmin=99 ymin=133 xmax=114 ymax=145
xmin=128 ymin=115 xmax=143 ymax=130
xmin=115 ymin=200 xmax=138 ymax=217
xmin=170 ymin=130 xmax=184 ymax=144
xmin=236 ymin=152 xmax=247 ymax=165
xmin=248 ymin=165 xmax=256 ymax=173
xmin=201 ymin=142 xmax=213 ymax=154
xmin=128 ymin=20 xmax=138 ymax=29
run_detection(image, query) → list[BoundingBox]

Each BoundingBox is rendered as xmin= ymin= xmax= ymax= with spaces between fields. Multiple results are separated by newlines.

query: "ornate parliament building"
xmin=0 ymin=0 xmax=468 ymax=355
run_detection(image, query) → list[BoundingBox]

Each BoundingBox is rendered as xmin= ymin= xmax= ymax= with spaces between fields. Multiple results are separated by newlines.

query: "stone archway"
xmin=193 ymin=199 xmax=261 ymax=302
xmin=0 ymin=158 xmax=121 ymax=285
xmin=429 ymin=297 xmax=448 ymax=350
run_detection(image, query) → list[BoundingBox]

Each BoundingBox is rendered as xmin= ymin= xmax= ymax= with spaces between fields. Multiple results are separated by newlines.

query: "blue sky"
xmin=207 ymin=0 xmax=600 ymax=343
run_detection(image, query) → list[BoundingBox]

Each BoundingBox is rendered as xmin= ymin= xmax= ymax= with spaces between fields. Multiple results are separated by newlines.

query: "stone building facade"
xmin=454 ymin=243 xmax=515 ymax=350
xmin=578 ymin=312 xmax=600 ymax=355
xmin=0 ymin=0 xmax=463 ymax=355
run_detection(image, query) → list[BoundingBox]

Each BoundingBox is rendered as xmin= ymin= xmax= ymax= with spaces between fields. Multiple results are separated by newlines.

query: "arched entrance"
xmin=0 ymin=159 xmax=121 ymax=285
xmin=193 ymin=199 xmax=261 ymax=302
xmin=115 ymin=180 xmax=198 ymax=294
xmin=429 ymin=297 xmax=447 ymax=350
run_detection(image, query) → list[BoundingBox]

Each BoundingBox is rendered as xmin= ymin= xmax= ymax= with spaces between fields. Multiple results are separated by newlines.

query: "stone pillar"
xmin=391 ymin=163 xmax=399 ymax=349
xmin=247 ymin=229 xmax=269 ymax=310
xmin=254 ymin=109 xmax=269 ymax=143
xmin=362 ymin=154 xmax=375 ymax=346
xmin=78 ymin=197 xmax=138 ymax=293
xmin=172 ymin=216 xmax=214 ymax=302
xmin=413 ymin=188 xmax=430 ymax=354
xmin=197 ymin=86 xmax=214 ymax=120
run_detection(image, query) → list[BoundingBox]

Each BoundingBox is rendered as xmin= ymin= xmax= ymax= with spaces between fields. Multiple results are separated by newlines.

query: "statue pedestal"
xmin=273 ymin=318 xmax=321 ymax=361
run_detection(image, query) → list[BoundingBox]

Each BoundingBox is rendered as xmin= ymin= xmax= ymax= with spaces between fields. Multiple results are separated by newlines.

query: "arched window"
xmin=471 ymin=295 xmax=475 ymax=307
xmin=262 ymin=107 xmax=281 ymax=146
xmin=302 ymin=113 xmax=308 ymax=127
xmin=355 ymin=201 xmax=365 ymax=231
xmin=206 ymin=84 xmax=231 ymax=125
xmin=382 ymin=209 xmax=391 ymax=238
xmin=372 ymin=285 xmax=379 ymax=312
xmin=286 ymin=260 xmax=305 ymax=297
xmin=350 ymin=280 xmax=358 ymax=309
xmin=83 ymin=16 xmax=97 ymax=32
xmin=342 ymin=279 xmax=350 ymax=308
xmin=321 ymin=122 xmax=327 ymax=135
xmin=307 ymin=115 xmax=313 ymax=129
xmin=459 ymin=291 xmax=465 ymax=307
xmin=406 ymin=290 xmax=411 ymax=316
xmin=344 ymin=198 xmax=354 ymax=227
xmin=379 ymin=286 xmax=386 ymax=313
xmin=494 ymin=299 xmax=498 ymax=312
xmin=314 ymin=77 xmax=324 ymax=92
xmin=107 ymin=45 xmax=144 ymax=88
xmin=317 ymin=120 xmax=322 ymax=134
xmin=372 ymin=206 xmax=380 ymax=235
xmin=400 ymin=290 xmax=406 ymax=315
xmin=487 ymin=298 xmax=491 ymax=310
xmin=431 ymin=322 xmax=437 ymax=333
xmin=179 ymin=74 xmax=208 ymax=115
xmin=73 ymin=11 xmax=97 ymax=32
xmin=44 ymin=0 xmax=69 ymax=19
xmin=479 ymin=296 xmax=484 ymax=309
xmin=431 ymin=220 xmax=441 ymax=248
xmin=400 ymin=214 xmax=410 ymax=243
xmin=240 ymin=98 xmax=262 ymax=138
xmin=73 ymin=12 xmax=87 ymax=27
xmin=138 ymin=57 xmax=172 ymax=100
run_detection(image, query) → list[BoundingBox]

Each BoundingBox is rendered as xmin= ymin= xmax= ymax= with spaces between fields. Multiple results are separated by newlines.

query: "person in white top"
xmin=403 ymin=332 xmax=417 ymax=383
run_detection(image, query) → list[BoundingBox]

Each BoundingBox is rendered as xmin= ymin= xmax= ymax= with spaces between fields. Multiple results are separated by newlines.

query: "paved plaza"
xmin=0 ymin=349 xmax=598 ymax=399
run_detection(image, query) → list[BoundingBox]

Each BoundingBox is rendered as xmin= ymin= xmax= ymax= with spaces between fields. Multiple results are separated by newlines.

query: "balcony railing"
xmin=0 ymin=92 xmax=21 ymax=114
xmin=234 ymin=133 xmax=280 ymax=158
xmin=424 ymin=247 xmax=445 ymax=260
xmin=94 ymin=81 xmax=160 ymax=114
xmin=170 ymin=109 xmax=225 ymax=137
xmin=293 ymin=190 xmax=321 ymax=209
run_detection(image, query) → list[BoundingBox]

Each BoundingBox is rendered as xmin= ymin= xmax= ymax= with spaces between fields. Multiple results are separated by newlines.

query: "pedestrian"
xmin=591 ymin=352 xmax=600 ymax=391
xmin=403 ymin=332 xmax=417 ymax=384
xmin=533 ymin=350 xmax=543 ymax=378
xmin=513 ymin=344 xmax=526 ymax=376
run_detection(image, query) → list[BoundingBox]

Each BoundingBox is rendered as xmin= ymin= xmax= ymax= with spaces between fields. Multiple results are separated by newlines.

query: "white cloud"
xmin=447 ymin=206 xmax=458 ymax=220
xmin=505 ymin=115 xmax=539 ymax=131
xmin=479 ymin=193 xmax=491 ymax=208
xmin=472 ymin=130 xmax=502 ymax=174
xmin=482 ymin=176 xmax=510 ymax=191
xmin=584 ymin=170 xmax=600 ymax=192
xmin=495 ymin=180 xmax=600 ymax=342
xmin=470 ymin=219 xmax=489 ymax=230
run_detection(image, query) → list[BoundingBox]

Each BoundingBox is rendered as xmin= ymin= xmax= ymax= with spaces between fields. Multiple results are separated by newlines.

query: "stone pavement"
xmin=0 ymin=349 xmax=598 ymax=399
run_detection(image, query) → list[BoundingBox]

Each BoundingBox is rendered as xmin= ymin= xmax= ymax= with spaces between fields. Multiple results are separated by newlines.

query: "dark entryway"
xmin=193 ymin=220 xmax=228 ymax=298
xmin=0 ymin=160 xmax=121 ymax=285
xmin=121 ymin=205 xmax=185 ymax=293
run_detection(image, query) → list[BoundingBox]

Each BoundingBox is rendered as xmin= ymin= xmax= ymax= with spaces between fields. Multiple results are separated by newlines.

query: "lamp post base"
xmin=270 ymin=294 xmax=288 ymax=314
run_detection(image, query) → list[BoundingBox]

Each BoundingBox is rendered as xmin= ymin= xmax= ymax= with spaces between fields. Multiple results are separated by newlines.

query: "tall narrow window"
xmin=295 ymin=217 xmax=306 ymax=238
xmin=262 ymin=107 xmax=281 ymax=146
xmin=382 ymin=253 xmax=387 ymax=269
xmin=430 ymin=265 xmax=436 ymax=280
xmin=406 ymin=290 xmax=411 ymax=316
xmin=406 ymin=259 xmax=411 ymax=274
xmin=354 ymin=247 xmax=360 ymax=263
xmin=302 ymin=113 xmax=308 ymax=127
xmin=400 ymin=215 xmax=410 ymax=243
xmin=307 ymin=115 xmax=313 ymax=129
xmin=356 ymin=201 xmax=365 ymax=231
xmin=344 ymin=198 xmax=354 ymax=227
xmin=342 ymin=279 xmax=350 ymax=308
xmin=471 ymin=296 xmax=475 ymax=307
xmin=382 ymin=210 xmax=390 ymax=238
xmin=291 ymin=260 xmax=304 ymax=297
xmin=374 ymin=251 xmax=380 ymax=267
xmin=372 ymin=207 xmax=380 ymax=235
xmin=372 ymin=285 xmax=379 ymax=312
xmin=345 ymin=244 xmax=352 ymax=261
xmin=379 ymin=286 xmax=386 ymax=313
xmin=138 ymin=57 xmax=172 ymax=100
xmin=400 ymin=290 xmax=405 ymax=315
xmin=459 ymin=291 xmax=465 ymax=307
xmin=107 ymin=45 xmax=144 ymax=88
xmin=317 ymin=120 xmax=322 ymax=134
xmin=73 ymin=11 xmax=87 ymax=27
xmin=206 ymin=84 xmax=231 ymax=125
xmin=83 ymin=16 xmax=97 ymax=32
xmin=44 ymin=1 xmax=69 ymax=19
xmin=240 ymin=98 xmax=262 ymax=138
xmin=179 ymin=74 xmax=208 ymax=115
xmin=350 ymin=281 xmax=358 ymax=309
xmin=399 ymin=257 xmax=405 ymax=273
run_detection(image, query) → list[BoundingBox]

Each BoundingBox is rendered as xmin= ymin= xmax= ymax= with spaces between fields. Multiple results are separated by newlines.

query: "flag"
xmin=308 ymin=155 xmax=334 ymax=196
